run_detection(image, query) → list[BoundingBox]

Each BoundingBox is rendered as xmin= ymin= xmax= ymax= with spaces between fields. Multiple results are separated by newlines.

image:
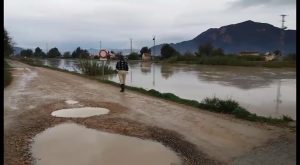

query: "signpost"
xmin=99 ymin=50 xmax=108 ymax=77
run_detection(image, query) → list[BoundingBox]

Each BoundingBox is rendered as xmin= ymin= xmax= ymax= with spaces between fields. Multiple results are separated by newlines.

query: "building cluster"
xmin=239 ymin=51 xmax=280 ymax=61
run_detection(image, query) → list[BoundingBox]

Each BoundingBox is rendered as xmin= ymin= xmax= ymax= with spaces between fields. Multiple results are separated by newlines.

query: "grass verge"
xmin=162 ymin=55 xmax=296 ymax=68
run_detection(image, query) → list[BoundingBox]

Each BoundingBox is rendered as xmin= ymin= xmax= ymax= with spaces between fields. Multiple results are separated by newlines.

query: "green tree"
xmin=160 ymin=44 xmax=179 ymax=59
xmin=196 ymin=43 xmax=214 ymax=56
xmin=72 ymin=47 xmax=81 ymax=58
xmin=33 ymin=47 xmax=46 ymax=58
xmin=79 ymin=50 xmax=90 ymax=59
xmin=71 ymin=47 xmax=90 ymax=58
xmin=128 ymin=52 xmax=139 ymax=60
xmin=140 ymin=47 xmax=151 ymax=55
xmin=20 ymin=49 xmax=33 ymax=57
xmin=63 ymin=51 xmax=71 ymax=58
xmin=212 ymin=48 xmax=224 ymax=56
xmin=273 ymin=50 xmax=281 ymax=56
xmin=4 ymin=28 xmax=14 ymax=57
xmin=47 ymin=47 xmax=61 ymax=58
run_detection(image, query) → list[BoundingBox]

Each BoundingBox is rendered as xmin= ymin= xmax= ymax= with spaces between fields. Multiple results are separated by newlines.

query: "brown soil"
xmin=4 ymin=60 xmax=296 ymax=165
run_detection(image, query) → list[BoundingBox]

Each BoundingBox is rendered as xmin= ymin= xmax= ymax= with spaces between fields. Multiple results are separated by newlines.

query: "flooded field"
xmin=31 ymin=123 xmax=182 ymax=165
xmin=38 ymin=59 xmax=296 ymax=119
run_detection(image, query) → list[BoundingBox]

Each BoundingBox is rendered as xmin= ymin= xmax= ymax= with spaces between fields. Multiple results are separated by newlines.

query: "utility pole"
xmin=130 ymin=38 xmax=132 ymax=53
xmin=99 ymin=41 xmax=102 ymax=50
xmin=275 ymin=79 xmax=282 ymax=114
xmin=280 ymin=14 xmax=287 ymax=56
xmin=152 ymin=35 xmax=155 ymax=56
xmin=152 ymin=35 xmax=155 ymax=86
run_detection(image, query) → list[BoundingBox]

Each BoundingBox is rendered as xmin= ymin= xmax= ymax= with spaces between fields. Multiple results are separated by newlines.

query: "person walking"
xmin=115 ymin=55 xmax=129 ymax=92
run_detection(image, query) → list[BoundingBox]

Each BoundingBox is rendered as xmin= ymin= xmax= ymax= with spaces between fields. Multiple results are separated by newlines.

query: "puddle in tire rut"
xmin=51 ymin=107 xmax=110 ymax=118
xmin=31 ymin=123 xmax=182 ymax=165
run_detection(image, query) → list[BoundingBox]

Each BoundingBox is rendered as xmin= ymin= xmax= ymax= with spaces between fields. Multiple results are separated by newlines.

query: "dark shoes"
xmin=120 ymin=84 xmax=125 ymax=92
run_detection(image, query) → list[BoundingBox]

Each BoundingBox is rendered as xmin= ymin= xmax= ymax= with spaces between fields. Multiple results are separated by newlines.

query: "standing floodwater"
xmin=37 ymin=59 xmax=296 ymax=119
xmin=31 ymin=123 xmax=182 ymax=165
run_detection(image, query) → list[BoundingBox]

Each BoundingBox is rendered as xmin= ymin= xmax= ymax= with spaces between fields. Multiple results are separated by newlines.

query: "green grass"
xmin=16 ymin=59 xmax=294 ymax=127
xmin=161 ymin=55 xmax=295 ymax=68
xmin=200 ymin=97 xmax=293 ymax=124
xmin=4 ymin=59 xmax=12 ymax=87
xmin=17 ymin=57 xmax=44 ymax=66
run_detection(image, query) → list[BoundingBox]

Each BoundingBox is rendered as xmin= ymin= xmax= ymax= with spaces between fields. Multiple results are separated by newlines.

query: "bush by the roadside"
xmin=237 ymin=55 xmax=265 ymax=61
xmin=202 ymin=97 xmax=293 ymax=124
xmin=78 ymin=59 xmax=115 ymax=76
xmin=4 ymin=59 xmax=12 ymax=87
xmin=202 ymin=97 xmax=239 ymax=113
xmin=127 ymin=52 xmax=140 ymax=60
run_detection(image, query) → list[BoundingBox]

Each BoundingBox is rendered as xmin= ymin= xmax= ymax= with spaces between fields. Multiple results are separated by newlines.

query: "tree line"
xmin=18 ymin=47 xmax=90 ymax=59
xmin=127 ymin=43 xmax=225 ymax=60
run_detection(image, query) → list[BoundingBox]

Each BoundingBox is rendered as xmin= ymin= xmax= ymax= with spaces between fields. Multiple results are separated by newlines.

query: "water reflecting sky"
xmin=40 ymin=59 xmax=296 ymax=119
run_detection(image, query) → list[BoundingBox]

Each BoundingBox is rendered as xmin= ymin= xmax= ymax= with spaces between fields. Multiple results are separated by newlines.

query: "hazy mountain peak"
xmin=151 ymin=20 xmax=295 ymax=55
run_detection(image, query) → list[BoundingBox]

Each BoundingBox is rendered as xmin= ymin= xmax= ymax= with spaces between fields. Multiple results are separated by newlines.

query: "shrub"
xmin=282 ymin=115 xmax=293 ymax=122
xmin=232 ymin=107 xmax=252 ymax=119
xmin=164 ymin=56 xmax=179 ymax=63
xmin=237 ymin=55 xmax=265 ymax=61
xmin=218 ymin=99 xmax=239 ymax=113
xmin=128 ymin=52 xmax=140 ymax=60
xmin=4 ymin=60 xmax=12 ymax=87
xmin=78 ymin=60 xmax=115 ymax=76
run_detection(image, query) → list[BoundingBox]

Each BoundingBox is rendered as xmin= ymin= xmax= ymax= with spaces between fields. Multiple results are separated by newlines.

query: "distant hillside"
xmin=151 ymin=20 xmax=296 ymax=55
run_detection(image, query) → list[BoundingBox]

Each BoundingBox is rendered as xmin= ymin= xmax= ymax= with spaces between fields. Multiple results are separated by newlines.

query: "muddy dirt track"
xmin=4 ymin=60 xmax=296 ymax=165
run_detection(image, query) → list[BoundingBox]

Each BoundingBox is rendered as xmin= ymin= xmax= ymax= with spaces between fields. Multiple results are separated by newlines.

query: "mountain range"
xmin=150 ymin=20 xmax=296 ymax=55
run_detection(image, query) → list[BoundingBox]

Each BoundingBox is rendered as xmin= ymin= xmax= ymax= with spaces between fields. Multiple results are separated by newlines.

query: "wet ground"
xmin=4 ymin=60 xmax=296 ymax=165
xmin=31 ymin=123 xmax=182 ymax=165
xmin=4 ymin=99 xmax=219 ymax=165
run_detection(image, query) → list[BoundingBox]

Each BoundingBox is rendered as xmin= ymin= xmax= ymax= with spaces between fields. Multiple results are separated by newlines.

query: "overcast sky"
xmin=4 ymin=0 xmax=296 ymax=52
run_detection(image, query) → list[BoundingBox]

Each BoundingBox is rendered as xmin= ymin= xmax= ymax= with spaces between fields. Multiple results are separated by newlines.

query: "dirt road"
xmin=4 ymin=60 xmax=296 ymax=164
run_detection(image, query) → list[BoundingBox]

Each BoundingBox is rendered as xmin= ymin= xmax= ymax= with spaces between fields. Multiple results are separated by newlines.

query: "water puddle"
xmin=65 ymin=100 xmax=79 ymax=104
xmin=51 ymin=107 xmax=110 ymax=118
xmin=31 ymin=123 xmax=181 ymax=165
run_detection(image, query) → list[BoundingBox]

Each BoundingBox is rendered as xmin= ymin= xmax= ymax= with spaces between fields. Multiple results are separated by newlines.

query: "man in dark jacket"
xmin=115 ymin=55 xmax=129 ymax=92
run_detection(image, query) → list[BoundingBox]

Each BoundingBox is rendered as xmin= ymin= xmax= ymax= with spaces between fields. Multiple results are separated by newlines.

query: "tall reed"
xmin=78 ymin=59 xmax=115 ymax=76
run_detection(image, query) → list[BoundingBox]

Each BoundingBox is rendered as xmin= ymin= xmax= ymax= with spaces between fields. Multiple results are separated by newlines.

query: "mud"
xmin=4 ymin=100 xmax=220 ymax=165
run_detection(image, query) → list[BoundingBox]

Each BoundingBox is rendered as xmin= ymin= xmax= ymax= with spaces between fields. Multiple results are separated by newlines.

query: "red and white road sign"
xmin=99 ymin=50 xmax=108 ymax=58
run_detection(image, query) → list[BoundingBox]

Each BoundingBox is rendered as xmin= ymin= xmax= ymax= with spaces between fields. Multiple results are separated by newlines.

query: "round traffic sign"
xmin=99 ymin=50 xmax=108 ymax=58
